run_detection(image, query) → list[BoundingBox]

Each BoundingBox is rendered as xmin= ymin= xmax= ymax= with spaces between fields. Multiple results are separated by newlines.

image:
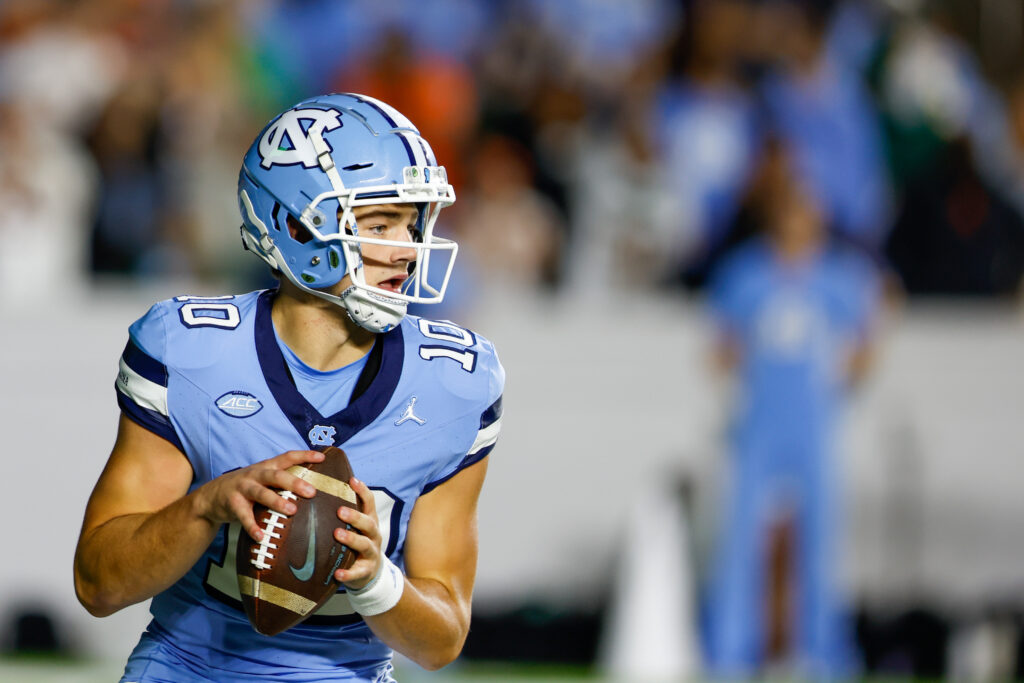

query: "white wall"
xmin=6 ymin=283 xmax=1024 ymax=662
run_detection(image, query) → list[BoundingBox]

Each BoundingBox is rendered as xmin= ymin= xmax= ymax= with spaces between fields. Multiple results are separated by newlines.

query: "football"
xmin=236 ymin=446 xmax=362 ymax=636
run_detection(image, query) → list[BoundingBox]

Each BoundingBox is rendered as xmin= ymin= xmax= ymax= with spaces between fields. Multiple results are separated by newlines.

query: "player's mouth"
xmin=377 ymin=274 xmax=408 ymax=293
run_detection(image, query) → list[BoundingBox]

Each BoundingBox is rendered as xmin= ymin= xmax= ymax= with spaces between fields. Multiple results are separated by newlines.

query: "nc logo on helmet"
xmin=259 ymin=108 xmax=342 ymax=169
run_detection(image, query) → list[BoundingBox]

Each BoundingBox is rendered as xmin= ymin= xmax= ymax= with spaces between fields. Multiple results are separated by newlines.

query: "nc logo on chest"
xmin=308 ymin=425 xmax=337 ymax=446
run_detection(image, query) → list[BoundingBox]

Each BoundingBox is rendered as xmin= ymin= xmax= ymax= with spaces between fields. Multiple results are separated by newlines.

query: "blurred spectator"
xmin=758 ymin=0 xmax=892 ymax=254
xmin=564 ymin=41 xmax=686 ymax=295
xmin=161 ymin=0 xmax=274 ymax=289
xmin=523 ymin=0 xmax=680 ymax=101
xmin=866 ymin=3 xmax=1024 ymax=296
xmin=86 ymin=75 xmax=185 ymax=277
xmin=0 ymin=0 xmax=126 ymax=137
xmin=0 ymin=0 xmax=121 ymax=306
xmin=652 ymin=0 xmax=763 ymax=288
xmin=870 ymin=3 xmax=1008 ymax=194
xmin=455 ymin=134 xmax=564 ymax=289
xmin=884 ymin=136 xmax=1024 ymax=297
xmin=332 ymin=26 xmax=478 ymax=190
xmin=0 ymin=97 xmax=97 ymax=308
xmin=705 ymin=140 xmax=881 ymax=679
xmin=474 ymin=7 xmax=579 ymax=283
xmin=245 ymin=0 xmax=374 ymax=99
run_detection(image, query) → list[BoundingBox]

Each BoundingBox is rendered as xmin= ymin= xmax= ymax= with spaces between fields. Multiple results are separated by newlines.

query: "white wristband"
xmin=347 ymin=555 xmax=404 ymax=616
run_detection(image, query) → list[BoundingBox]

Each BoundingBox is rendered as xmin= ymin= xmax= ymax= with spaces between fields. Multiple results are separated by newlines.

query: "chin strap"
xmin=340 ymin=286 xmax=407 ymax=333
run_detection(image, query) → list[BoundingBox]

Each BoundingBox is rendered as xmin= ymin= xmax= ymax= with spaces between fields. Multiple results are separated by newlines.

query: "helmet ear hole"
xmin=285 ymin=215 xmax=314 ymax=244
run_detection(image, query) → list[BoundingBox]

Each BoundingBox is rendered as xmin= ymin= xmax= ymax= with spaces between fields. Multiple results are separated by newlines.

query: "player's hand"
xmin=195 ymin=450 xmax=323 ymax=542
xmin=333 ymin=477 xmax=383 ymax=590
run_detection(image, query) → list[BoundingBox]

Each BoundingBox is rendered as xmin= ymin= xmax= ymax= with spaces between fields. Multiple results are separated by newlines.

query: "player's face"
xmin=344 ymin=203 xmax=420 ymax=293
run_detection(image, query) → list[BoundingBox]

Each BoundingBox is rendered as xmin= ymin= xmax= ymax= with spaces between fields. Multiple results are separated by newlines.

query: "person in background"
xmin=705 ymin=139 xmax=881 ymax=679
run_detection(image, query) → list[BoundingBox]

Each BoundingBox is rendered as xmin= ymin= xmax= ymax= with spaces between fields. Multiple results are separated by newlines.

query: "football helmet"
xmin=238 ymin=93 xmax=457 ymax=332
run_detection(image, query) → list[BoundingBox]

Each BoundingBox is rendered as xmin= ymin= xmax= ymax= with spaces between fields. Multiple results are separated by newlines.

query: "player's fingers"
xmin=263 ymin=468 xmax=317 ymax=498
xmin=350 ymin=477 xmax=376 ymax=515
xmin=335 ymin=525 xmax=376 ymax=557
xmin=230 ymin=496 xmax=262 ymax=542
xmin=243 ymin=480 xmax=297 ymax=516
xmin=335 ymin=563 xmax=377 ymax=586
xmin=277 ymin=449 xmax=324 ymax=466
xmin=334 ymin=548 xmax=381 ymax=586
xmin=337 ymin=505 xmax=379 ymax=541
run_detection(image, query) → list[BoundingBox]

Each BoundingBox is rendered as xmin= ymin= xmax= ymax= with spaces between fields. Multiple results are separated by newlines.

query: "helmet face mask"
xmin=238 ymin=93 xmax=457 ymax=332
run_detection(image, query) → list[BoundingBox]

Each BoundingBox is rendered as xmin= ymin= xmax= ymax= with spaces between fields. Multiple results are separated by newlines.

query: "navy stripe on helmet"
xmin=348 ymin=93 xmax=399 ymax=129
xmin=347 ymin=94 xmax=416 ymax=166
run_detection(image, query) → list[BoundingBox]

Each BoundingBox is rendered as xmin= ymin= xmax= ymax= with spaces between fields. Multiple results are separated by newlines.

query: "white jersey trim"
xmin=469 ymin=417 xmax=501 ymax=456
xmin=117 ymin=356 xmax=170 ymax=417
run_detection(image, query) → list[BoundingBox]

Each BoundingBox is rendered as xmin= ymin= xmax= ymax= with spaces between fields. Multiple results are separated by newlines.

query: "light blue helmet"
xmin=238 ymin=93 xmax=457 ymax=332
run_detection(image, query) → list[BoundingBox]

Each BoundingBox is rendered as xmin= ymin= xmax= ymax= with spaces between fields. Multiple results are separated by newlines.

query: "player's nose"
xmin=389 ymin=237 xmax=417 ymax=264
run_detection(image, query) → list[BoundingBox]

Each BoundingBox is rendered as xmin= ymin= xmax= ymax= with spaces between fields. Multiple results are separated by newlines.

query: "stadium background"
xmin=3 ymin=0 xmax=1024 ymax=680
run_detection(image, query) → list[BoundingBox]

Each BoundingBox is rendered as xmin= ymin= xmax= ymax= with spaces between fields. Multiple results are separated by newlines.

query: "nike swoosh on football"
xmin=289 ymin=504 xmax=317 ymax=582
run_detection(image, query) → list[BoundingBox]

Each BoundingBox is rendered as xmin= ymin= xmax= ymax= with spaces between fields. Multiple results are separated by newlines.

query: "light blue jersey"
xmin=114 ymin=289 xmax=504 ymax=682
xmin=710 ymin=238 xmax=878 ymax=428
xmin=705 ymin=239 xmax=878 ymax=678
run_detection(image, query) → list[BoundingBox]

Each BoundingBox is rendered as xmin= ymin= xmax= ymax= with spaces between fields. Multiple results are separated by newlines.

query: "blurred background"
xmin=4 ymin=0 xmax=1024 ymax=680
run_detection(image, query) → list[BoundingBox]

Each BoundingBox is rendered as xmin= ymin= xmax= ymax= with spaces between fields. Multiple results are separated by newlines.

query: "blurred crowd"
xmin=3 ymin=0 xmax=1024 ymax=311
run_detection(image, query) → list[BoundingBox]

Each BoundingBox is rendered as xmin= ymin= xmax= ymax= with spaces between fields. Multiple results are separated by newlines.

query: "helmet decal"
xmin=257 ymin=108 xmax=342 ymax=169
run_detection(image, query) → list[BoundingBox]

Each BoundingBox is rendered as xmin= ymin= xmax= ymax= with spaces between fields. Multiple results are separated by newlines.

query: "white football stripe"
xmin=117 ymin=357 xmax=169 ymax=416
xmin=469 ymin=417 xmax=502 ymax=455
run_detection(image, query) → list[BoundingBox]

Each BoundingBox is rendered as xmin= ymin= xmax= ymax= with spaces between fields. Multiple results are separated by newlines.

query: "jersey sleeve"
xmin=114 ymin=302 xmax=186 ymax=452
xmin=422 ymin=335 xmax=505 ymax=494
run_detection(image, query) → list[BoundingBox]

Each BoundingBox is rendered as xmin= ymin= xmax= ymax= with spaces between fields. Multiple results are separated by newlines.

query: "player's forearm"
xmin=74 ymin=492 xmax=218 ymax=617
xmin=363 ymin=576 xmax=471 ymax=671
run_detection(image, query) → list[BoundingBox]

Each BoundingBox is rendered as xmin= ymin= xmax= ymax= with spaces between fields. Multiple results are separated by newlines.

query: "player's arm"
xmin=336 ymin=459 xmax=488 ymax=670
xmin=74 ymin=415 xmax=322 ymax=617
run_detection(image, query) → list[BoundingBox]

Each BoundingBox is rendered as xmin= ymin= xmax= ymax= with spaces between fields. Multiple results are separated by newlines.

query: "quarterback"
xmin=73 ymin=93 xmax=504 ymax=682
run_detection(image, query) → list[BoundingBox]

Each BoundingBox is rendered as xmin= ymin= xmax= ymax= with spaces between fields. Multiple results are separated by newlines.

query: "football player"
xmin=73 ymin=93 xmax=504 ymax=682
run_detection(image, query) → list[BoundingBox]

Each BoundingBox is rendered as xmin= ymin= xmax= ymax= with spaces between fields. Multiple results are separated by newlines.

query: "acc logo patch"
xmin=216 ymin=391 xmax=263 ymax=418
xmin=258 ymin=108 xmax=342 ymax=169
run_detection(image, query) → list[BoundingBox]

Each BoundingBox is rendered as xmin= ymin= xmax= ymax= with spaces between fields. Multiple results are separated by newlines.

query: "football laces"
xmin=250 ymin=491 xmax=295 ymax=570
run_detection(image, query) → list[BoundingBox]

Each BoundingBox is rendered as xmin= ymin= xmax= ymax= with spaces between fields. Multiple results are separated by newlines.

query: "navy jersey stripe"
xmin=117 ymin=391 xmax=184 ymax=452
xmin=422 ymin=446 xmax=493 ymax=495
xmin=122 ymin=338 xmax=168 ymax=387
xmin=254 ymin=290 xmax=404 ymax=448
xmin=480 ymin=395 xmax=502 ymax=429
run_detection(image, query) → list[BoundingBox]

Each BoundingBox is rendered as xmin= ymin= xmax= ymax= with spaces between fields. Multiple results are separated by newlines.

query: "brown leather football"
xmin=236 ymin=446 xmax=362 ymax=636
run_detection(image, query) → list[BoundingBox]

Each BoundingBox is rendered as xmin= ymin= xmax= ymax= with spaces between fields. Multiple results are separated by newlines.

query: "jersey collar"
xmin=254 ymin=289 xmax=404 ymax=448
